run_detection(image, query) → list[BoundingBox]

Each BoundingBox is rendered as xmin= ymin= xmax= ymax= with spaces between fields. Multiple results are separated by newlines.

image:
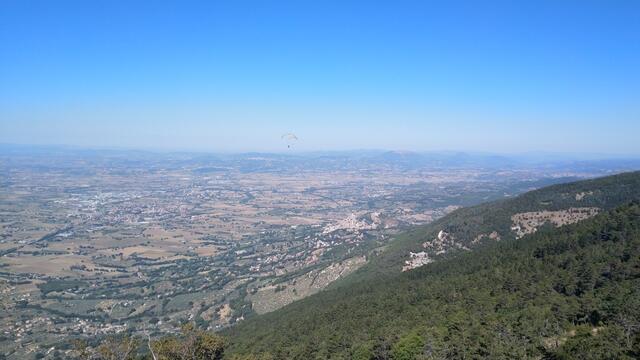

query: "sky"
xmin=1 ymin=1 xmax=639 ymax=154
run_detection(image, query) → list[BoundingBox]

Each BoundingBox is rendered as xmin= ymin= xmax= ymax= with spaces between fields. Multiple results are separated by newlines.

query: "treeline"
xmin=65 ymin=324 xmax=234 ymax=360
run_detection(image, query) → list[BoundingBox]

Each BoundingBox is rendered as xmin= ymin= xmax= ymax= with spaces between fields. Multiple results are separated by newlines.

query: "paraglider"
xmin=281 ymin=133 xmax=298 ymax=149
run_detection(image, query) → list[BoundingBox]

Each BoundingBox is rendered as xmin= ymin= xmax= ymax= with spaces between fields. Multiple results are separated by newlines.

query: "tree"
xmin=392 ymin=331 xmax=425 ymax=360
xmin=554 ymin=325 xmax=633 ymax=360
xmin=96 ymin=335 xmax=139 ymax=360
xmin=152 ymin=323 xmax=226 ymax=360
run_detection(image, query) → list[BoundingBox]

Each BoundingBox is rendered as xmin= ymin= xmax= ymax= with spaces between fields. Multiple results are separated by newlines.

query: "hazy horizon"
xmin=3 ymin=142 xmax=640 ymax=162
xmin=2 ymin=1 xmax=639 ymax=153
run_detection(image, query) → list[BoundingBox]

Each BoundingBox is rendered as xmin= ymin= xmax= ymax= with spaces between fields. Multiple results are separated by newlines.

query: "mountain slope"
xmin=338 ymin=171 xmax=640 ymax=285
xmin=225 ymin=172 xmax=640 ymax=359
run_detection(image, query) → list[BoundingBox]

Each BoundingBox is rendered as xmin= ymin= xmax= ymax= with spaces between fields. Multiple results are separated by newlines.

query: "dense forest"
xmin=226 ymin=202 xmax=640 ymax=359
xmin=76 ymin=172 xmax=640 ymax=359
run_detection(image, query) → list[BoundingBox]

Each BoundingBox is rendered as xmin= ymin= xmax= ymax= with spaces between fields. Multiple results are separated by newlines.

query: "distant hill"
xmin=225 ymin=172 xmax=640 ymax=359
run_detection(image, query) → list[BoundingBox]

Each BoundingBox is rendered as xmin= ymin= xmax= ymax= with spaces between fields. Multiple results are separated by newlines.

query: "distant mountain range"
xmin=3 ymin=144 xmax=640 ymax=174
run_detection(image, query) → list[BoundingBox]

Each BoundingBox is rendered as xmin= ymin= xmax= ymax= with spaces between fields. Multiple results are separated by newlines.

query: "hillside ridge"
xmin=225 ymin=171 xmax=640 ymax=359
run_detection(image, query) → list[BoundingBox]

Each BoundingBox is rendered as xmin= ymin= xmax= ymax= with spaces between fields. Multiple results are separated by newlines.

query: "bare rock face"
xmin=402 ymin=251 xmax=432 ymax=272
xmin=511 ymin=207 xmax=600 ymax=239
xmin=575 ymin=191 xmax=594 ymax=201
xmin=249 ymin=256 xmax=367 ymax=313
xmin=472 ymin=231 xmax=501 ymax=244
xmin=402 ymin=230 xmax=472 ymax=272
xmin=422 ymin=230 xmax=469 ymax=255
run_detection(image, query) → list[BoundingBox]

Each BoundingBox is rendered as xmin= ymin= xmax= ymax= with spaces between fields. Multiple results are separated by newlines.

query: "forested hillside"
xmin=340 ymin=171 xmax=640 ymax=285
xmin=226 ymin=202 xmax=640 ymax=359
xmin=225 ymin=173 xmax=640 ymax=359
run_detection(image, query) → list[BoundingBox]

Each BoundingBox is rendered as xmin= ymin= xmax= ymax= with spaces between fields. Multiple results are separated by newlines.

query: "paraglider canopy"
xmin=281 ymin=133 xmax=298 ymax=149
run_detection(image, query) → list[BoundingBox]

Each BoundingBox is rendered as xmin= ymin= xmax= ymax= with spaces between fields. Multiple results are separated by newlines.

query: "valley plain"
xmin=1 ymin=147 xmax=638 ymax=358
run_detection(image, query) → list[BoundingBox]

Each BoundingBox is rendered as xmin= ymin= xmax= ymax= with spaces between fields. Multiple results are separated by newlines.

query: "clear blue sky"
xmin=1 ymin=1 xmax=639 ymax=153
